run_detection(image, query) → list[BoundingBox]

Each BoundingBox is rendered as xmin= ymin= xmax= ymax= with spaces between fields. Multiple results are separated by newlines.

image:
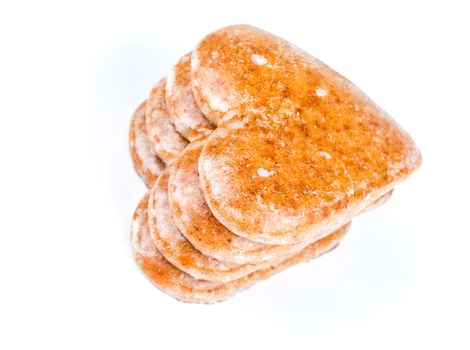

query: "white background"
xmin=1 ymin=1 xmax=469 ymax=349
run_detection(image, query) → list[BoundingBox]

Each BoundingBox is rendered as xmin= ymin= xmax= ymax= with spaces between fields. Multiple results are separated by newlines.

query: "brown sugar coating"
xmin=132 ymin=192 xmax=351 ymax=303
xmin=168 ymin=138 xmax=308 ymax=264
xmin=146 ymin=78 xmax=188 ymax=164
xmin=195 ymin=25 xmax=421 ymax=244
xmin=165 ymin=52 xmax=214 ymax=141
xmin=149 ymin=170 xmax=303 ymax=282
xmin=128 ymin=100 xmax=165 ymax=187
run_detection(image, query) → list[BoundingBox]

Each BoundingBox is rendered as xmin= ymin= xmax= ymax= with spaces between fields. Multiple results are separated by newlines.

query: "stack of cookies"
xmin=129 ymin=25 xmax=421 ymax=303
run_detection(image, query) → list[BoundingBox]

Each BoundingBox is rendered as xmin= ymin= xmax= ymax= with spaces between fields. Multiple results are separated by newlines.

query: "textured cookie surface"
xmin=132 ymin=192 xmax=351 ymax=303
xmin=168 ymin=138 xmax=306 ymax=264
xmin=128 ymin=100 xmax=165 ymax=187
xmin=146 ymin=78 xmax=188 ymax=164
xmin=166 ymin=52 xmax=214 ymax=141
xmin=195 ymin=25 xmax=422 ymax=244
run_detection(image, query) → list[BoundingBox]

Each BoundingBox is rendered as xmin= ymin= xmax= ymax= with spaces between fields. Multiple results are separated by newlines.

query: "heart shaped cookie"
xmin=194 ymin=25 xmax=421 ymax=244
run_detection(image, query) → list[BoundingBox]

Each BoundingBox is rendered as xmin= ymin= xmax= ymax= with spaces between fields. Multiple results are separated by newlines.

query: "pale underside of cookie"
xmin=132 ymin=193 xmax=351 ymax=303
xmin=165 ymin=52 xmax=214 ymax=141
xmin=168 ymin=137 xmax=307 ymax=264
xmin=146 ymin=78 xmax=188 ymax=164
xmin=149 ymin=170 xmax=302 ymax=283
xmin=128 ymin=100 xmax=165 ymax=187
xmin=194 ymin=25 xmax=422 ymax=244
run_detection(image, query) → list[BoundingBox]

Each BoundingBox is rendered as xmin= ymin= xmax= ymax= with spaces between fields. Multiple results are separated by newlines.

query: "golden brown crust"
xmin=128 ymin=100 xmax=165 ymax=187
xmin=146 ymin=79 xmax=188 ymax=164
xmin=165 ymin=53 xmax=214 ymax=141
xmin=132 ymin=192 xmax=351 ymax=303
xmin=195 ymin=25 xmax=421 ymax=244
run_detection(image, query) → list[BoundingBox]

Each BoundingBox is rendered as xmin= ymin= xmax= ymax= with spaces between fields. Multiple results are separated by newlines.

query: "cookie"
xmin=128 ymin=100 xmax=165 ymax=187
xmin=146 ymin=78 xmax=188 ymax=164
xmin=195 ymin=25 xmax=421 ymax=244
xmin=132 ymin=192 xmax=351 ymax=303
xmin=165 ymin=52 xmax=214 ymax=141
xmin=168 ymin=137 xmax=307 ymax=264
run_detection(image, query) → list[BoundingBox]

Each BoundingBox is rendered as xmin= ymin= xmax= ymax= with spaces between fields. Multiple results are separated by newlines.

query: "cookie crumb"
xmin=315 ymin=88 xmax=328 ymax=97
xmin=251 ymin=54 xmax=267 ymax=65
xmin=257 ymin=168 xmax=276 ymax=177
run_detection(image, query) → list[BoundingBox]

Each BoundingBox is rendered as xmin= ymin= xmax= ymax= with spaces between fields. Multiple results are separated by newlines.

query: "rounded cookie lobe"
xmin=146 ymin=78 xmax=188 ymax=164
xmin=194 ymin=25 xmax=421 ymax=244
xmin=199 ymin=117 xmax=354 ymax=244
xmin=128 ymin=100 xmax=165 ymax=187
xmin=166 ymin=52 xmax=214 ymax=141
xmin=131 ymin=192 xmax=351 ymax=303
xmin=168 ymin=138 xmax=307 ymax=264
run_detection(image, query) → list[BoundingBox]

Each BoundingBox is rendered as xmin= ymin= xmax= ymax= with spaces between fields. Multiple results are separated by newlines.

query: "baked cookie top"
xmin=194 ymin=25 xmax=421 ymax=244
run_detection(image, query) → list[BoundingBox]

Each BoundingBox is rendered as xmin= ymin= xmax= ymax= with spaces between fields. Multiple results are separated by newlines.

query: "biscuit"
xmin=195 ymin=25 xmax=421 ymax=244
xmin=146 ymin=78 xmax=188 ymax=164
xmin=128 ymin=100 xmax=165 ymax=187
xmin=132 ymin=192 xmax=350 ymax=303
xmin=165 ymin=52 xmax=214 ymax=141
